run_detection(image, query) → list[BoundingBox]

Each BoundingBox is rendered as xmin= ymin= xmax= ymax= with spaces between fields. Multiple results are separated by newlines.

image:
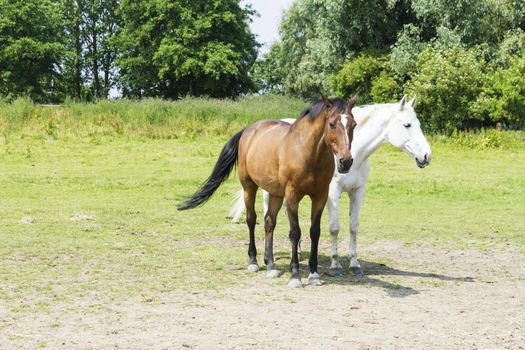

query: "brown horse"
xmin=178 ymin=96 xmax=357 ymax=287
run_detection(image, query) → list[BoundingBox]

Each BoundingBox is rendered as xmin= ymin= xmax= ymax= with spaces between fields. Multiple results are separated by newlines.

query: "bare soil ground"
xmin=2 ymin=240 xmax=524 ymax=350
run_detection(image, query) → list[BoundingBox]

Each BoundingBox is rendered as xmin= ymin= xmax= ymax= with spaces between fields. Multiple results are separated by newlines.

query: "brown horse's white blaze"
xmin=178 ymin=96 xmax=357 ymax=288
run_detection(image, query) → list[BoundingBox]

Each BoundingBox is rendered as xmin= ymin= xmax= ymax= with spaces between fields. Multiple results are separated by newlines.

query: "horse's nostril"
xmin=424 ymin=154 xmax=428 ymax=162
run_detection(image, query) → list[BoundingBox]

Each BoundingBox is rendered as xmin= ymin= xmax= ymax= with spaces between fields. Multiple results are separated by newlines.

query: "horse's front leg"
xmin=327 ymin=182 xmax=343 ymax=276
xmin=348 ymin=186 xmax=366 ymax=276
xmin=307 ymin=193 xmax=328 ymax=286
xmin=285 ymin=191 xmax=303 ymax=288
xmin=264 ymin=194 xmax=283 ymax=278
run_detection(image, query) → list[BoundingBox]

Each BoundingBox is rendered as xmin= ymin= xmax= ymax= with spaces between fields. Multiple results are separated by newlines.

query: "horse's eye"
xmin=329 ymin=122 xmax=336 ymax=130
xmin=403 ymin=123 xmax=411 ymax=128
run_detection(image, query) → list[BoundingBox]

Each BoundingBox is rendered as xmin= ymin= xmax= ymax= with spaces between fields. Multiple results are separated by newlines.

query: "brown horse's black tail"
xmin=177 ymin=128 xmax=245 ymax=211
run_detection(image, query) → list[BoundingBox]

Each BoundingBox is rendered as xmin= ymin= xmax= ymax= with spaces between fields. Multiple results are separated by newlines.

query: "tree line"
xmin=1 ymin=0 xmax=524 ymax=131
xmin=255 ymin=0 xmax=525 ymax=131
xmin=0 ymin=0 xmax=257 ymax=102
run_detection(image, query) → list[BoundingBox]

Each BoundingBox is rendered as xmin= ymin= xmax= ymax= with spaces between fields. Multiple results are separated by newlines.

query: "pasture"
xmin=1 ymin=100 xmax=524 ymax=348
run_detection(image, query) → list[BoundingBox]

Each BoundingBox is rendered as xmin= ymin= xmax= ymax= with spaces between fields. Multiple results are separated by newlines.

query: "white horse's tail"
xmin=229 ymin=188 xmax=281 ymax=223
xmin=229 ymin=189 xmax=245 ymax=223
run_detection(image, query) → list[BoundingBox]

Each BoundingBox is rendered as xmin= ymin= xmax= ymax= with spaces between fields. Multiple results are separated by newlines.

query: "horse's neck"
xmin=292 ymin=116 xmax=331 ymax=164
xmin=351 ymin=105 xmax=392 ymax=169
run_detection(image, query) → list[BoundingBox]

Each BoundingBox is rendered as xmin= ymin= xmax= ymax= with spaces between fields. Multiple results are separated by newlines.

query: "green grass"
xmin=0 ymin=100 xmax=524 ymax=319
xmin=0 ymin=95 xmax=308 ymax=140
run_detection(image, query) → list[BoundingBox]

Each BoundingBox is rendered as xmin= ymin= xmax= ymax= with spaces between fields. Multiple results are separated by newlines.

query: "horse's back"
xmin=239 ymin=119 xmax=290 ymax=154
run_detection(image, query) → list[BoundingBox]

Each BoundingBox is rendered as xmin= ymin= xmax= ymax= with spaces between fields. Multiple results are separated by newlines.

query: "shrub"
xmin=405 ymin=47 xmax=486 ymax=133
xmin=470 ymin=57 xmax=525 ymax=129
xmin=370 ymin=71 xmax=402 ymax=103
xmin=331 ymin=53 xmax=389 ymax=103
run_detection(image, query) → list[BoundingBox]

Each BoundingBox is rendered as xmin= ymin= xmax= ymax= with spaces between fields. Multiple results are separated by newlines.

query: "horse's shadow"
xmin=271 ymin=252 xmax=474 ymax=298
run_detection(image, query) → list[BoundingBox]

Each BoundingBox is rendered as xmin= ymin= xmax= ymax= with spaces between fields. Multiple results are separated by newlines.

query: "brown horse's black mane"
xmin=298 ymin=97 xmax=348 ymax=120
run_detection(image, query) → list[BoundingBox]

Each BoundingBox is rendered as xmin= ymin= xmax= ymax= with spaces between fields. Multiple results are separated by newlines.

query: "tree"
xmin=389 ymin=24 xmax=426 ymax=80
xmin=80 ymin=0 xmax=120 ymax=99
xmin=471 ymin=57 xmax=525 ymax=129
xmin=411 ymin=0 xmax=524 ymax=46
xmin=60 ymin=0 xmax=121 ymax=100
xmin=405 ymin=47 xmax=486 ymax=132
xmin=331 ymin=53 xmax=401 ymax=103
xmin=331 ymin=53 xmax=385 ymax=102
xmin=278 ymin=0 xmax=414 ymax=99
xmin=251 ymin=43 xmax=285 ymax=94
xmin=114 ymin=0 xmax=258 ymax=99
xmin=0 ymin=0 xmax=65 ymax=102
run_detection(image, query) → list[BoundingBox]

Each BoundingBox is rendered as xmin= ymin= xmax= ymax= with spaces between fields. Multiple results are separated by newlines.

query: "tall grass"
xmin=0 ymin=95 xmax=308 ymax=141
xmin=1 ymin=96 xmax=524 ymax=150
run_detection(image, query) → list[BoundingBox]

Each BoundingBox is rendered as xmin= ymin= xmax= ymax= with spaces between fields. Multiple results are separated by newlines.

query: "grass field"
xmin=1 ymin=100 xmax=524 ymax=348
xmin=1 ymin=129 xmax=524 ymax=295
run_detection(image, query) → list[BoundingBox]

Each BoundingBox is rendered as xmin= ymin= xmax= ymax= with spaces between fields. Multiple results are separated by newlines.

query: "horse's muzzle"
xmin=416 ymin=153 xmax=431 ymax=168
xmin=337 ymin=158 xmax=353 ymax=173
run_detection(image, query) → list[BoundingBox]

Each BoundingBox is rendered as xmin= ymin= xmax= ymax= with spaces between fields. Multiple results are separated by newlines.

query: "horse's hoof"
xmin=247 ymin=264 xmax=259 ymax=273
xmin=349 ymin=266 xmax=365 ymax=277
xmin=266 ymin=269 xmax=281 ymax=278
xmin=328 ymin=267 xmax=344 ymax=277
xmin=307 ymin=273 xmax=324 ymax=286
xmin=287 ymin=278 xmax=302 ymax=288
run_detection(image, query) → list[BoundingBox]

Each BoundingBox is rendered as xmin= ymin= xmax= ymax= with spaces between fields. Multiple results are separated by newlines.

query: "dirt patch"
xmin=2 ymin=241 xmax=524 ymax=349
xmin=70 ymin=213 xmax=97 ymax=222
xmin=20 ymin=216 xmax=36 ymax=224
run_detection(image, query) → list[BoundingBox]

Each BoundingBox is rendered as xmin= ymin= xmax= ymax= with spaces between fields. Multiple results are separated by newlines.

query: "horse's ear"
xmin=399 ymin=94 xmax=407 ymax=110
xmin=408 ymin=95 xmax=416 ymax=107
xmin=348 ymin=95 xmax=358 ymax=109
xmin=320 ymin=92 xmax=332 ymax=107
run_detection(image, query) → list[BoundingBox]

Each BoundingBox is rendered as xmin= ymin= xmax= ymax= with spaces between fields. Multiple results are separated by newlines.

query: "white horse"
xmin=229 ymin=95 xmax=432 ymax=276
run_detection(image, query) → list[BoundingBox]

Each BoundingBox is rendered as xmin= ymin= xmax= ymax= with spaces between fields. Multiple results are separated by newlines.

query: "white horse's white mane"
xmin=352 ymin=103 xmax=398 ymax=129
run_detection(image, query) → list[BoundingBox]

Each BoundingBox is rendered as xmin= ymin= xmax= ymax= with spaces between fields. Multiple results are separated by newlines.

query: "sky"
xmin=241 ymin=0 xmax=295 ymax=53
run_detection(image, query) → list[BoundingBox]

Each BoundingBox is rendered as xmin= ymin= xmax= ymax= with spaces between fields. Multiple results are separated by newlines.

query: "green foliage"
xmin=0 ymin=0 xmax=65 ymax=102
xmin=278 ymin=0 xmax=413 ymax=99
xmin=251 ymin=44 xmax=285 ymax=94
xmin=410 ymin=0 xmax=522 ymax=45
xmin=331 ymin=53 xmax=401 ymax=103
xmin=115 ymin=0 xmax=258 ymax=98
xmin=432 ymin=129 xmax=525 ymax=150
xmin=389 ymin=24 xmax=426 ymax=80
xmin=370 ymin=71 xmax=403 ymax=103
xmin=494 ymin=29 xmax=525 ymax=68
xmin=0 ymin=95 xmax=308 ymax=140
xmin=471 ymin=57 xmax=525 ymax=129
xmin=331 ymin=54 xmax=386 ymax=102
xmin=405 ymin=47 xmax=486 ymax=133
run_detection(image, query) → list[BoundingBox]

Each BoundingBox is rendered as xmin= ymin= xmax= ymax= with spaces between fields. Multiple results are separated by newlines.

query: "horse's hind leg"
xmin=285 ymin=191 xmax=303 ymax=288
xmin=264 ymin=195 xmax=283 ymax=278
xmin=244 ymin=183 xmax=259 ymax=272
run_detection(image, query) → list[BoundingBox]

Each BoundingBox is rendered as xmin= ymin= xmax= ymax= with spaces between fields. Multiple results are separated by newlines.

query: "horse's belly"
xmin=245 ymin=160 xmax=283 ymax=194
